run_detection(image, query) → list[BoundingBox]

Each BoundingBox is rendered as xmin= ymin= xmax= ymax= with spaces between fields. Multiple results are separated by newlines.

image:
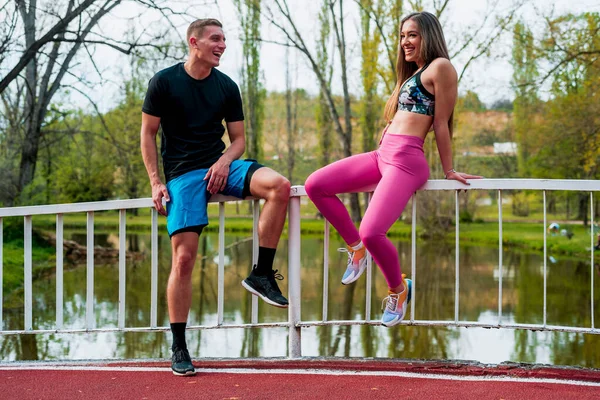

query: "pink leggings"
xmin=305 ymin=134 xmax=429 ymax=288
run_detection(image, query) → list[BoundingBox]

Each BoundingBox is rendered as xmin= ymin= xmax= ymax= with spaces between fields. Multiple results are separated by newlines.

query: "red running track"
xmin=2 ymin=359 xmax=599 ymax=400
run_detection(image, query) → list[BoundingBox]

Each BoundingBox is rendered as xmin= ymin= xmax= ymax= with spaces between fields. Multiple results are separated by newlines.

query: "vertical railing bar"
xmin=498 ymin=190 xmax=503 ymax=325
xmin=251 ymin=200 xmax=260 ymax=324
xmin=365 ymin=192 xmax=373 ymax=321
xmin=56 ymin=214 xmax=64 ymax=330
xmin=288 ymin=195 xmax=302 ymax=358
xmin=455 ymin=190 xmax=460 ymax=324
xmin=0 ymin=217 xmax=3 ymax=330
xmin=322 ymin=220 xmax=329 ymax=322
xmin=217 ymin=202 xmax=225 ymax=325
xmin=543 ymin=191 xmax=547 ymax=327
xmin=591 ymin=192 xmax=595 ymax=329
xmin=150 ymin=208 xmax=158 ymax=328
xmin=410 ymin=194 xmax=417 ymax=321
xmin=118 ymin=209 xmax=126 ymax=329
xmin=86 ymin=212 xmax=94 ymax=330
xmin=365 ymin=251 xmax=373 ymax=322
xmin=24 ymin=215 xmax=32 ymax=331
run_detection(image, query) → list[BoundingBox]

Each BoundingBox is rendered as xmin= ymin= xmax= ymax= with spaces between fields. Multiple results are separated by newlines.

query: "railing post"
xmin=410 ymin=194 xmax=417 ymax=321
xmin=217 ymin=202 xmax=225 ymax=325
xmin=288 ymin=190 xmax=302 ymax=358
xmin=150 ymin=208 xmax=158 ymax=328
xmin=118 ymin=210 xmax=126 ymax=329
xmin=498 ymin=190 xmax=503 ymax=325
xmin=322 ymin=220 xmax=329 ymax=322
xmin=543 ymin=191 xmax=547 ymax=328
xmin=591 ymin=192 xmax=595 ymax=330
xmin=0 ymin=217 xmax=2 ymax=331
xmin=251 ymin=200 xmax=260 ymax=323
xmin=86 ymin=212 xmax=95 ymax=330
xmin=56 ymin=214 xmax=64 ymax=330
xmin=24 ymin=215 xmax=32 ymax=331
xmin=455 ymin=190 xmax=460 ymax=323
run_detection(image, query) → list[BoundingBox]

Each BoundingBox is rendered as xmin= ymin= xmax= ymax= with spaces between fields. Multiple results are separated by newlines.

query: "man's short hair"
xmin=186 ymin=18 xmax=223 ymax=42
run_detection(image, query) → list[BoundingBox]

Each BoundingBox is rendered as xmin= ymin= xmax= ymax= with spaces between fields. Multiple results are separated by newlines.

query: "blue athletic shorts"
xmin=166 ymin=159 xmax=261 ymax=237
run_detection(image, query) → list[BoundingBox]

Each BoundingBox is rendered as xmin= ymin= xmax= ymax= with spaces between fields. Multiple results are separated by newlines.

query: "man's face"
xmin=190 ymin=25 xmax=226 ymax=67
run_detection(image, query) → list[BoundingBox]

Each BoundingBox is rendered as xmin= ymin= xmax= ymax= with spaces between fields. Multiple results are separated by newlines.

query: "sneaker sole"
xmin=341 ymin=257 xmax=368 ymax=285
xmin=172 ymin=369 xmax=196 ymax=376
xmin=241 ymin=280 xmax=289 ymax=308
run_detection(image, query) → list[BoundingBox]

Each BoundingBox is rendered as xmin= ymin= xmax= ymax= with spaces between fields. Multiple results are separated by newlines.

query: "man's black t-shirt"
xmin=142 ymin=63 xmax=244 ymax=182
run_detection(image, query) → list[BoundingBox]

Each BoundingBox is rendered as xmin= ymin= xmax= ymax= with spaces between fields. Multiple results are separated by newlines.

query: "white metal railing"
xmin=1 ymin=179 xmax=599 ymax=359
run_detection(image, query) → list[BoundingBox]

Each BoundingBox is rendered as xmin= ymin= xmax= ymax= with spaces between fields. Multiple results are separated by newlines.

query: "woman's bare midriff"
xmin=386 ymin=110 xmax=433 ymax=140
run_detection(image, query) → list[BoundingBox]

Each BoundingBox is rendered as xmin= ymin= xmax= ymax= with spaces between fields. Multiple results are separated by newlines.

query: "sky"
xmin=66 ymin=0 xmax=600 ymax=110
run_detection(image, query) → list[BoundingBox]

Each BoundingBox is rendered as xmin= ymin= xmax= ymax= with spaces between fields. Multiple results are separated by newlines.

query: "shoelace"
xmin=338 ymin=247 xmax=356 ymax=266
xmin=272 ymin=269 xmax=284 ymax=281
xmin=266 ymin=270 xmax=284 ymax=295
xmin=173 ymin=348 xmax=191 ymax=363
xmin=382 ymin=293 xmax=399 ymax=312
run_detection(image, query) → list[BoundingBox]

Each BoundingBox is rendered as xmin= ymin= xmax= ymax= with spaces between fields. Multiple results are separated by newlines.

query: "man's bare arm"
xmin=140 ymin=112 xmax=170 ymax=215
xmin=204 ymin=120 xmax=246 ymax=194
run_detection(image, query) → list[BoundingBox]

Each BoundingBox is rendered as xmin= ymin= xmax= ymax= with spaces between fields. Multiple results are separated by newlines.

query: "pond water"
xmin=1 ymin=230 xmax=599 ymax=368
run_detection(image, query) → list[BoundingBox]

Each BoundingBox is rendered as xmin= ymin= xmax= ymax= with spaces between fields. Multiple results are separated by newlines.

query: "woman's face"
xmin=400 ymin=19 xmax=422 ymax=64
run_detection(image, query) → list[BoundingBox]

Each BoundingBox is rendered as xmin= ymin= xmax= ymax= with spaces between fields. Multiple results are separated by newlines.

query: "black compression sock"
xmin=254 ymin=247 xmax=276 ymax=275
xmin=170 ymin=322 xmax=187 ymax=351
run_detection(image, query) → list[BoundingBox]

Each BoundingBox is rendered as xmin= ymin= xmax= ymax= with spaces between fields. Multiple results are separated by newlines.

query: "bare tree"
xmin=0 ymin=0 xmax=213 ymax=205
xmin=284 ymin=44 xmax=298 ymax=182
xmin=262 ymin=0 xmax=362 ymax=221
xmin=358 ymin=0 xmax=383 ymax=207
xmin=354 ymin=0 xmax=403 ymax=93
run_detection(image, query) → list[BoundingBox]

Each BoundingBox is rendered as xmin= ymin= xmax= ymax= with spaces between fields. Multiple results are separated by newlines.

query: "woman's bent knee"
xmin=305 ymin=172 xmax=324 ymax=198
xmin=359 ymin=228 xmax=384 ymax=247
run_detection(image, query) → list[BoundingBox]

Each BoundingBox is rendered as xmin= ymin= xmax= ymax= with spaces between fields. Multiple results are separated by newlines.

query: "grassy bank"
xmin=2 ymin=235 xmax=56 ymax=302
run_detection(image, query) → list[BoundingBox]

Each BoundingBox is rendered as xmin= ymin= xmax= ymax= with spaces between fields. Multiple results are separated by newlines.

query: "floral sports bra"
xmin=397 ymin=63 xmax=435 ymax=116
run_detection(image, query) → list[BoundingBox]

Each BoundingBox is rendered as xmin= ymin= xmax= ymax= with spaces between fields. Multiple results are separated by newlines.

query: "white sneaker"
xmin=338 ymin=245 xmax=368 ymax=285
xmin=381 ymin=274 xmax=412 ymax=327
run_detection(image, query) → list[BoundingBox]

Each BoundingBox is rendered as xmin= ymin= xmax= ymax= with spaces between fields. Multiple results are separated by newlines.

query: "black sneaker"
xmin=242 ymin=267 xmax=289 ymax=308
xmin=171 ymin=347 xmax=196 ymax=376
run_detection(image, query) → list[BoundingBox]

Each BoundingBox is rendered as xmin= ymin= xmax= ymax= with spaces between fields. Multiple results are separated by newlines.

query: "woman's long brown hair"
xmin=383 ymin=11 xmax=454 ymax=137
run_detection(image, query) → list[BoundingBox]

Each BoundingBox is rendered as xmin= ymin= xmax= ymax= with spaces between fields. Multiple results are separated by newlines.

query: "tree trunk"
xmin=578 ymin=193 xmax=589 ymax=226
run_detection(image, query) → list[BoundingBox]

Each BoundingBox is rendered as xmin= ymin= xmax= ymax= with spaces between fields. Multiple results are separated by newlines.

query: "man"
xmin=140 ymin=18 xmax=291 ymax=376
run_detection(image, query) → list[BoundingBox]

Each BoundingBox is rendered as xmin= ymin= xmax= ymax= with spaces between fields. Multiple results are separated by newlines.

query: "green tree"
xmin=522 ymin=12 xmax=600 ymax=223
xmin=235 ymin=0 xmax=266 ymax=162
xmin=456 ymin=90 xmax=486 ymax=112
xmin=315 ymin=0 xmax=334 ymax=167
xmin=512 ymin=21 xmax=539 ymax=177
xmin=355 ymin=0 xmax=403 ymax=93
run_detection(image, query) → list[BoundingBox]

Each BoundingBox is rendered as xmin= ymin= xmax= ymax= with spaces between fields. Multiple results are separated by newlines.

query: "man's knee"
xmin=172 ymin=251 xmax=195 ymax=278
xmin=275 ymin=175 xmax=291 ymax=200
xmin=263 ymin=173 xmax=290 ymax=202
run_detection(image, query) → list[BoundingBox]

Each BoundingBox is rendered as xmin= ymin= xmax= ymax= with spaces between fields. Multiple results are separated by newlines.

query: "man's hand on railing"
xmin=445 ymin=170 xmax=483 ymax=185
xmin=152 ymin=182 xmax=170 ymax=216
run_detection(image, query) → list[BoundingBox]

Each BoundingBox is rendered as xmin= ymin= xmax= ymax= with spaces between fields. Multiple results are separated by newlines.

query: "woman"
xmin=305 ymin=11 xmax=481 ymax=327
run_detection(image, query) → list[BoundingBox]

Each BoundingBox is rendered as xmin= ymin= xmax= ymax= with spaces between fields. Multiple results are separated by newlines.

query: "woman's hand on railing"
xmin=152 ymin=182 xmax=170 ymax=216
xmin=445 ymin=170 xmax=483 ymax=185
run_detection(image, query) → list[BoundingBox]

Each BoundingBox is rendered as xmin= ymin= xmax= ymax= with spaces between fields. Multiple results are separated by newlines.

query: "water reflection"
xmin=1 ymin=231 xmax=599 ymax=367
